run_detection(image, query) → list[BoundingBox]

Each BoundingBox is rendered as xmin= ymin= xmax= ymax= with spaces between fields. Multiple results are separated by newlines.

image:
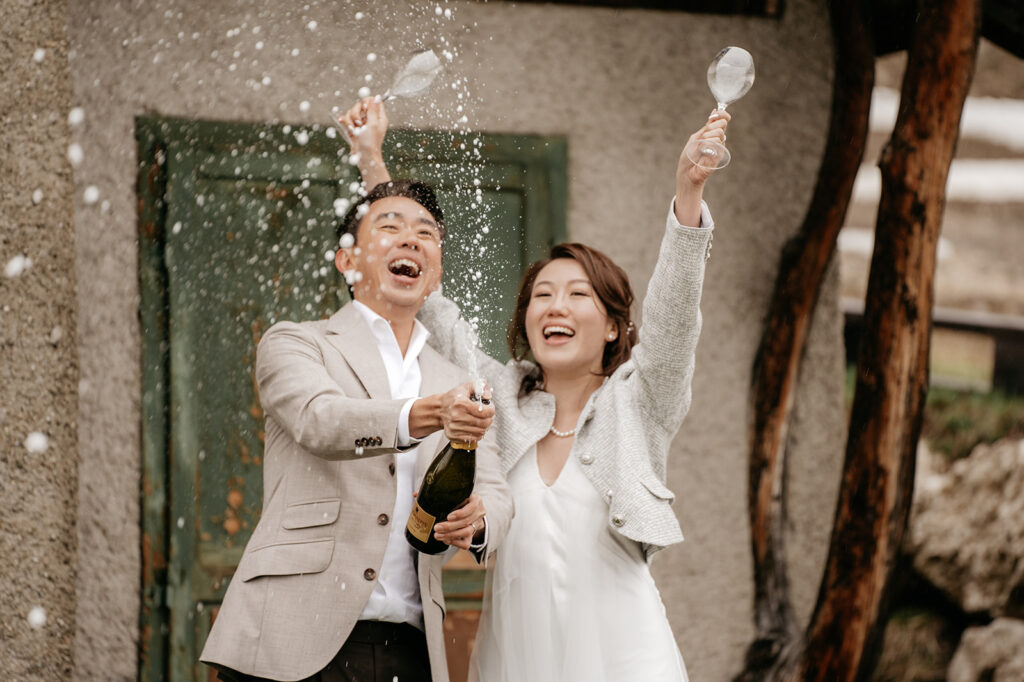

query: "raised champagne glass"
xmin=328 ymin=49 xmax=444 ymax=138
xmin=685 ymin=46 xmax=755 ymax=170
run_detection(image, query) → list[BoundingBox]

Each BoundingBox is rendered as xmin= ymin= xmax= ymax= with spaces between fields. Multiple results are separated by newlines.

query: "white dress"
xmin=470 ymin=446 xmax=689 ymax=682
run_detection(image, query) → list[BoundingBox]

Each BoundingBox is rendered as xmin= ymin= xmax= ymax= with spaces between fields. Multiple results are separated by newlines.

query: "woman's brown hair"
xmin=507 ymin=243 xmax=638 ymax=382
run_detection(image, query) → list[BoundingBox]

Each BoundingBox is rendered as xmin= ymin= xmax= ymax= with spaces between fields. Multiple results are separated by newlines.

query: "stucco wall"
xmin=67 ymin=1 xmax=843 ymax=680
xmin=0 ymin=0 xmax=79 ymax=678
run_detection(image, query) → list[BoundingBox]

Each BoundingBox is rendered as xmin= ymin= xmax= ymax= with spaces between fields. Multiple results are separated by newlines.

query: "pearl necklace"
xmin=549 ymin=425 xmax=576 ymax=438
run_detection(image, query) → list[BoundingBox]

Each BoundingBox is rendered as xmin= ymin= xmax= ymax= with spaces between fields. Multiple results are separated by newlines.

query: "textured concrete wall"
xmin=0 ymin=0 xmax=79 ymax=678
xmin=66 ymin=1 xmax=844 ymax=680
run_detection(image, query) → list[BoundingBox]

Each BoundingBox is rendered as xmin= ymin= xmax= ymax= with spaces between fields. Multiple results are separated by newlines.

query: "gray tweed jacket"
xmin=418 ymin=201 xmax=713 ymax=558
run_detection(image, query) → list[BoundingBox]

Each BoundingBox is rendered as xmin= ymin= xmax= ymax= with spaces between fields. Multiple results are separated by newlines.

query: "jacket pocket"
xmin=640 ymin=474 xmax=675 ymax=502
xmin=281 ymin=498 xmax=341 ymax=529
xmin=237 ymin=538 xmax=334 ymax=582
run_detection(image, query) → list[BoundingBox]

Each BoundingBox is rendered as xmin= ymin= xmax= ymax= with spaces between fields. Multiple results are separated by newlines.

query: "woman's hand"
xmin=675 ymin=110 xmax=731 ymax=225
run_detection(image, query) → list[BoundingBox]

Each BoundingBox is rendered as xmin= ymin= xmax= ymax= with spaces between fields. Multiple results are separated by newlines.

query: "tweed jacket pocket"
xmin=640 ymin=475 xmax=675 ymax=502
xmin=281 ymin=498 xmax=341 ymax=529
xmin=237 ymin=538 xmax=335 ymax=582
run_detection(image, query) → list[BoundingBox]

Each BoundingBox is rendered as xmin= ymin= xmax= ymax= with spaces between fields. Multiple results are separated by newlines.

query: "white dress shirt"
xmin=352 ymin=300 xmax=428 ymax=628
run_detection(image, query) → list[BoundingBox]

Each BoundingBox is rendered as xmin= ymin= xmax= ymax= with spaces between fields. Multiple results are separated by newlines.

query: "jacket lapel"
xmin=324 ymin=303 xmax=392 ymax=401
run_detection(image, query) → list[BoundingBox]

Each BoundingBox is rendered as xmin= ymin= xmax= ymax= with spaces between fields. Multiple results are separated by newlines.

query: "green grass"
xmin=844 ymin=366 xmax=1024 ymax=461
xmin=921 ymin=387 xmax=1024 ymax=460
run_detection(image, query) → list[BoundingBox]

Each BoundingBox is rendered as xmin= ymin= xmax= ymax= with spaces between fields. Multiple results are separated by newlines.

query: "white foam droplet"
xmin=306 ymin=20 xmax=318 ymax=31
xmin=334 ymin=198 xmax=352 ymax=217
xmin=83 ymin=186 xmax=100 ymax=204
xmin=33 ymin=48 xmax=46 ymax=63
xmin=25 ymin=432 xmax=50 ymax=453
xmin=358 ymin=86 xmax=371 ymax=98
xmin=5 ymin=255 xmax=32 ymax=278
xmin=299 ymin=100 xmax=311 ymax=113
xmin=355 ymin=11 xmax=364 ymax=20
xmin=366 ymin=53 xmax=377 ymax=62
xmin=339 ymin=232 xmax=355 ymax=249
xmin=67 ymin=143 xmax=83 ymax=166
xmin=68 ymin=107 xmax=85 ymax=126
xmin=32 ymin=189 xmax=44 ymax=205
xmin=27 ymin=606 xmax=47 ymax=629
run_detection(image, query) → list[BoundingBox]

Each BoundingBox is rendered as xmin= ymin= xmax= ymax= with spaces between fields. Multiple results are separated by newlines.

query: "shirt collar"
xmin=351 ymin=300 xmax=430 ymax=364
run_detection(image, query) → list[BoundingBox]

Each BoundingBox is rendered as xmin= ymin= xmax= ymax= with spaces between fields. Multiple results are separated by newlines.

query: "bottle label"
xmin=407 ymin=502 xmax=436 ymax=543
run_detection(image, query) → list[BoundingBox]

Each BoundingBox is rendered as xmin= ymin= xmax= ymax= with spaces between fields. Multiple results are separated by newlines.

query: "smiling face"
xmin=335 ymin=195 xmax=443 ymax=318
xmin=524 ymin=258 xmax=618 ymax=380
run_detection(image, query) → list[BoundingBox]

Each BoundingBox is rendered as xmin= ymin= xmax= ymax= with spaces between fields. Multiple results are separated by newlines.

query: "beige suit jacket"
xmin=200 ymin=302 xmax=512 ymax=682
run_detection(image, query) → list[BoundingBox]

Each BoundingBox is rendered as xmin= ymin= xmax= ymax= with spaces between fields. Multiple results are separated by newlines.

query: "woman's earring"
xmin=607 ymin=333 xmax=617 ymax=341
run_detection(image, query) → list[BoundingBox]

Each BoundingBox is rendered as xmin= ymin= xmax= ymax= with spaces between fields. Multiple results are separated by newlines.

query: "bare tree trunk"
xmin=796 ymin=1 xmax=981 ymax=680
xmin=735 ymin=2 xmax=874 ymax=679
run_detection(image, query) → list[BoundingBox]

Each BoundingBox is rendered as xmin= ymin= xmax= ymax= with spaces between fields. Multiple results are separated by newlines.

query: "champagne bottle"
xmin=405 ymin=438 xmax=476 ymax=554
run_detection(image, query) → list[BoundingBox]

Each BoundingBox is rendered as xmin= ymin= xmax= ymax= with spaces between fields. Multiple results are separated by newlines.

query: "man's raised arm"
xmin=337 ymin=96 xmax=392 ymax=189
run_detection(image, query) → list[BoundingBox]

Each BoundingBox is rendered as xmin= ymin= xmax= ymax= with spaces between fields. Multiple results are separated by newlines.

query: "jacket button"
xmin=612 ymin=514 xmax=625 ymax=527
xmin=388 ymin=462 xmax=396 ymax=476
xmin=580 ymin=454 xmax=593 ymax=465
xmin=373 ymin=436 xmax=382 ymax=445
xmin=355 ymin=438 xmax=365 ymax=447
xmin=363 ymin=568 xmax=376 ymax=581
xmin=377 ymin=513 xmax=389 ymax=526
xmin=605 ymin=489 xmax=614 ymax=502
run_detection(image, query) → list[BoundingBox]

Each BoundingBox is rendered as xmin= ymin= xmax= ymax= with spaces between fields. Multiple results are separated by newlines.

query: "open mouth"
xmin=543 ymin=325 xmax=575 ymax=340
xmin=388 ymin=258 xmax=422 ymax=279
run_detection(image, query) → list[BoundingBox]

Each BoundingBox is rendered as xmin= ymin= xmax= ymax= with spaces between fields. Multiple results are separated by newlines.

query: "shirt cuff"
xmin=397 ymin=398 xmax=422 ymax=448
xmin=668 ymin=196 xmax=714 ymax=231
xmin=469 ymin=516 xmax=488 ymax=550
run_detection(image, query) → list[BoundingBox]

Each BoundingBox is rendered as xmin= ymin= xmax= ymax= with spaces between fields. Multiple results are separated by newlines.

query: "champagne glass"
xmin=328 ymin=49 xmax=444 ymax=136
xmin=686 ymin=46 xmax=755 ymax=170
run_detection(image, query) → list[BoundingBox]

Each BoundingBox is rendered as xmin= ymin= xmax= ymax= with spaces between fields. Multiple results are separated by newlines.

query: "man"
xmin=200 ymin=169 xmax=513 ymax=682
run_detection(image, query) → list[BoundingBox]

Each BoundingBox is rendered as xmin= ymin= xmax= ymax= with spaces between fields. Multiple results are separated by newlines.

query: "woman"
xmin=341 ymin=97 xmax=727 ymax=681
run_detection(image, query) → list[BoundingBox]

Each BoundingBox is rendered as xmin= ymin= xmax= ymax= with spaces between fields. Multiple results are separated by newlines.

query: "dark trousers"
xmin=214 ymin=620 xmax=432 ymax=682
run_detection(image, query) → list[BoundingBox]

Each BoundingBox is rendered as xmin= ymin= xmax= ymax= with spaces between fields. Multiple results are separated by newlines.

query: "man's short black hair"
xmin=336 ymin=179 xmax=446 ymax=244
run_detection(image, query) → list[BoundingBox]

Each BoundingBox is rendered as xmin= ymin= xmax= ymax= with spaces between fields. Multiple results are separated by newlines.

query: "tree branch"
xmin=736 ymin=2 xmax=874 ymax=679
xmin=797 ymin=1 xmax=981 ymax=680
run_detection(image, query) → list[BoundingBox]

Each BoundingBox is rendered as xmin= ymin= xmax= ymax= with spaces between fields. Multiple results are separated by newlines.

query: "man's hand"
xmin=337 ymin=96 xmax=392 ymax=188
xmin=433 ymin=494 xmax=487 ymax=550
xmin=438 ymin=381 xmax=494 ymax=443
xmin=675 ymin=110 xmax=731 ymax=226
xmin=408 ymin=381 xmax=494 ymax=441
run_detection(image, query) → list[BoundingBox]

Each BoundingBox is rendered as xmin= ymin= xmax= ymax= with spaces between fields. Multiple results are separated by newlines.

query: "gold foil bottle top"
xmin=450 ymin=441 xmax=476 ymax=450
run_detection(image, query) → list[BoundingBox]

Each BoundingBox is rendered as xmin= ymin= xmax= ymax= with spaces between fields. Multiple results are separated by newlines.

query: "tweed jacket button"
xmin=388 ymin=462 xmax=396 ymax=476
xmin=612 ymin=514 xmax=625 ymax=527
xmin=377 ymin=513 xmax=389 ymax=526
xmin=363 ymin=568 xmax=376 ymax=581
xmin=580 ymin=454 xmax=593 ymax=465
xmin=605 ymin=489 xmax=614 ymax=502
xmin=373 ymin=436 xmax=382 ymax=445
